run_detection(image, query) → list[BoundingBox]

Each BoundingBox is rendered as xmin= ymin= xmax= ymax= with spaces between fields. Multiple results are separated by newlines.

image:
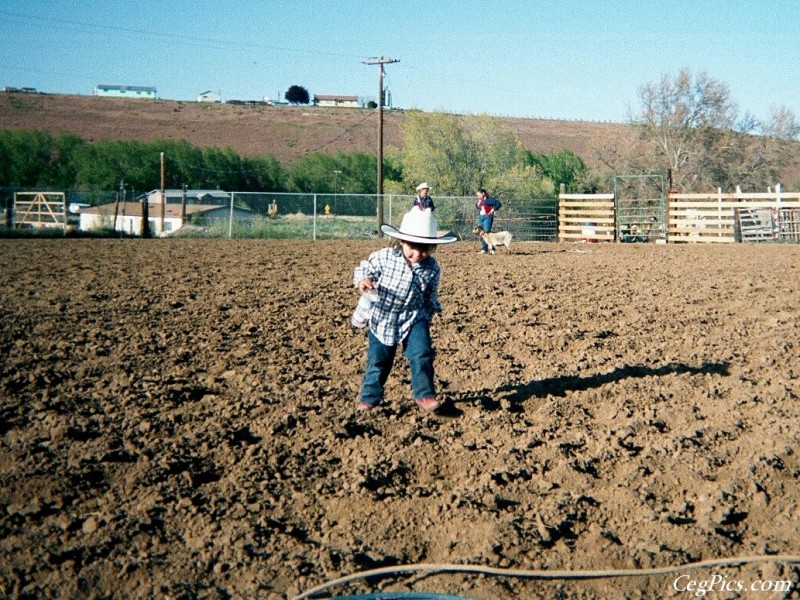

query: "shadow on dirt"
xmin=445 ymin=362 xmax=730 ymax=411
xmin=499 ymin=361 xmax=730 ymax=405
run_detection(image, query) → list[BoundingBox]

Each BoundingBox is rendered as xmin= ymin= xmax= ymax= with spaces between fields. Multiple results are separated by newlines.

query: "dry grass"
xmin=0 ymin=92 xmax=627 ymax=166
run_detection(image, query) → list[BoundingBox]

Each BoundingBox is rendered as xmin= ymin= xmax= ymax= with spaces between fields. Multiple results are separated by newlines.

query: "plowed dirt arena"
xmin=1 ymin=239 xmax=798 ymax=598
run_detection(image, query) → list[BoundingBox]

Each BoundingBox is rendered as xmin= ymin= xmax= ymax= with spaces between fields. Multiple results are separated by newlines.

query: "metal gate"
xmin=613 ymin=175 xmax=666 ymax=242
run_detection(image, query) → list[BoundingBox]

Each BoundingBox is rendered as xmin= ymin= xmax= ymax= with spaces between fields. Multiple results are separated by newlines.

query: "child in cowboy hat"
xmin=411 ymin=182 xmax=435 ymax=211
xmin=352 ymin=207 xmax=457 ymax=412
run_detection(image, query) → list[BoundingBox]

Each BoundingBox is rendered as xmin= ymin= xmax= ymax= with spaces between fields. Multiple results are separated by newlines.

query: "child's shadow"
xmin=444 ymin=361 xmax=730 ymax=413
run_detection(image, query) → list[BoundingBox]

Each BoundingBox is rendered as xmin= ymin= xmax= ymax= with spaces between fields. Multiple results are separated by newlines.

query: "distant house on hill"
xmin=197 ymin=90 xmax=221 ymax=103
xmin=94 ymin=85 xmax=156 ymax=99
xmin=313 ymin=95 xmax=359 ymax=108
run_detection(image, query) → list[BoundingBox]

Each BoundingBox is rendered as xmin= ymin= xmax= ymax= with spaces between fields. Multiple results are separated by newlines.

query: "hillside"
xmin=0 ymin=92 xmax=626 ymax=167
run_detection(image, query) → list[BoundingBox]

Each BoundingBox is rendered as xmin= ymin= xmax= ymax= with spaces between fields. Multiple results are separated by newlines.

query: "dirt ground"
xmin=1 ymin=239 xmax=798 ymax=599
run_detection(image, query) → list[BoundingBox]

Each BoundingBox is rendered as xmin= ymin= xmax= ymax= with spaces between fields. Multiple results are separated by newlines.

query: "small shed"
xmin=79 ymin=202 xmax=247 ymax=237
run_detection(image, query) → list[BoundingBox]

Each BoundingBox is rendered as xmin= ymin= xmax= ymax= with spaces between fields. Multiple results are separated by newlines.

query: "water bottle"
xmin=351 ymin=289 xmax=378 ymax=329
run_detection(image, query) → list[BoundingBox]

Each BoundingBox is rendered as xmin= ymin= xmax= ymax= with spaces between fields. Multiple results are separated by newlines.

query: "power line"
xmin=305 ymin=110 xmax=375 ymax=154
xmin=0 ymin=10 xmax=363 ymax=60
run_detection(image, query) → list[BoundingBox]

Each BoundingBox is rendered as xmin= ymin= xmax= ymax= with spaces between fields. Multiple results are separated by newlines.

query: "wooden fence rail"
xmin=558 ymin=190 xmax=800 ymax=244
xmin=558 ymin=193 xmax=615 ymax=242
xmin=668 ymin=191 xmax=800 ymax=243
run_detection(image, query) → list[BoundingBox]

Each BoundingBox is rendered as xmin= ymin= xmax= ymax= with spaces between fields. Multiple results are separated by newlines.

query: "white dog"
xmin=473 ymin=225 xmax=512 ymax=254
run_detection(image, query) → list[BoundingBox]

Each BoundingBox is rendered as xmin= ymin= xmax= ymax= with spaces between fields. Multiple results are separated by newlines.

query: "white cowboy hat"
xmin=416 ymin=182 xmax=430 ymax=191
xmin=380 ymin=207 xmax=457 ymax=244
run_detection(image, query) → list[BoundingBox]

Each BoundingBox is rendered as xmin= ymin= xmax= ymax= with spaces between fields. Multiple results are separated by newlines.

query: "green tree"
xmin=286 ymin=152 xmax=338 ymax=192
xmin=199 ymin=146 xmax=243 ymax=189
xmin=286 ymin=151 xmax=376 ymax=193
xmin=71 ymin=140 xmax=159 ymax=191
xmin=240 ymin=155 xmax=285 ymax=191
xmin=400 ymin=111 xmax=479 ymax=195
xmin=524 ymin=149 xmax=586 ymax=194
xmin=52 ymin=133 xmax=87 ymax=187
xmin=400 ymin=111 xmax=557 ymax=197
xmin=337 ymin=152 xmax=377 ymax=193
xmin=0 ymin=129 xmax=60 ymax=186
xmin=285 ymin=85 xmax=310 ymax=105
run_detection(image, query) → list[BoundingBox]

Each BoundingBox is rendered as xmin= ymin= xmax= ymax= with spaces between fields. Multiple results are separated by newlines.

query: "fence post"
xmin=228 ymin=192 xmax=234 ymax=239
xmin=141 ymin=194 xmax=151 ymax=238
xmin=313 ymin=194 xmax=317 ymax=240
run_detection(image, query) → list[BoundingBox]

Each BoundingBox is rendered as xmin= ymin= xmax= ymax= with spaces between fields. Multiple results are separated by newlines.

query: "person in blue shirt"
xmin=352 ymin=207 xmax=456 ymax=412
xmin=475 ymin=188 xmax=502 ymax=254
xmin=411 ymin=182 xmax=435 ymax=211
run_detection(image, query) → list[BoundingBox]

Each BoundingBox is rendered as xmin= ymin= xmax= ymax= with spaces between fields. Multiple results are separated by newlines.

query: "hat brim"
xmin=380 ymin=224 xmax=458 ymax=244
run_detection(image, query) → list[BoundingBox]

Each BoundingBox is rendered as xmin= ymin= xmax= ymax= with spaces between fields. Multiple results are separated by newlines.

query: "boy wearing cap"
xmin=353 ymin=207 xmax=456 ymax=412
xmin=411 ymin=182 xmax=435 ymax=211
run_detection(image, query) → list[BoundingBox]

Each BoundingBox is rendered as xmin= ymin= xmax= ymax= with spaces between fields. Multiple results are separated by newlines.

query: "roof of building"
xmin=96 ymin=84 xmax=157 ymax=93
xmin=147 ymin=189 xmax=230 ymax=198
xmin=314 ymin=95 xmax=359 ymax=102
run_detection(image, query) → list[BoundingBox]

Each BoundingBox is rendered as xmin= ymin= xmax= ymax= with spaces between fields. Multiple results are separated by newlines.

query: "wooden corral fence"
xmin=558 ymin=188 xmax=800 ymax=244
xmin=13 ymin=191 xmax=67 ymax=231
xmin=669 ymin=189 xmax=800 ymax=243
xmin=558 ymin=193 xmax=615 ymax=242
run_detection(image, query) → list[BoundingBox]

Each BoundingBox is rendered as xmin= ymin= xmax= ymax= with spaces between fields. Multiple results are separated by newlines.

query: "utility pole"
xmin=181 ymin=183 xmax=187 ymax=224
xmin=160 ymin=152 xmax=166 ymax=235
xmin=364 ymin=56 xmax=399 ymax=235
xmin=114 ymin=179 xmax=123 ymax=236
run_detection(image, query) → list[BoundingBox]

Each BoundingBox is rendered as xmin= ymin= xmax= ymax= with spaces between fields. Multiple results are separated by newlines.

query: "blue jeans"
xmin=478 ymin=214 xmax=494 ymax=251
xmin=360 ymin=319 xmax=436 ymax=406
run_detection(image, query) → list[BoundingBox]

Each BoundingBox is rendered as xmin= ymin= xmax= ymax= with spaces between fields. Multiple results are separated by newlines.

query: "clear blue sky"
xmin=1 ymin=0 xmax=798 ymax=124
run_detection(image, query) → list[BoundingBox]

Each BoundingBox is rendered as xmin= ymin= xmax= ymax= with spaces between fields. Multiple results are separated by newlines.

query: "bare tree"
xmin=632 ymin=68 xmax=736 ymax=190
xmin=598 ymin=68 xmax=800 ymax=192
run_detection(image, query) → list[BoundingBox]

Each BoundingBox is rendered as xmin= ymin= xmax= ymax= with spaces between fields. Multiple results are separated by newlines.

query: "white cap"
xmin=416 ymin=182 xmax=429 ymax=192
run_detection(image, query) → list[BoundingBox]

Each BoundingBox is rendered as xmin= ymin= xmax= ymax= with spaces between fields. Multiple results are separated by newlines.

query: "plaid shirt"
xmin=353 ymin=247 xmax=442 ymax=346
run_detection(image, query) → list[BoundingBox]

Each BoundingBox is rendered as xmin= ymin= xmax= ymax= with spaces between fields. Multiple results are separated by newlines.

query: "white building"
xmin=94 ymin=85 xmax=157 ymax=99
xmin=197 ymin=90 xmax=221 ymax=103
xmin=313 ymin=95 xmax=359 ymax=108
xmin=79 ymin=201 xmax=246 ymax=237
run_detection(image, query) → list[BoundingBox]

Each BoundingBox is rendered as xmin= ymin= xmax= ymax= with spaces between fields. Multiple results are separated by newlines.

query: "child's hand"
xmin=358 ymin=278 xmax=375 ymax=293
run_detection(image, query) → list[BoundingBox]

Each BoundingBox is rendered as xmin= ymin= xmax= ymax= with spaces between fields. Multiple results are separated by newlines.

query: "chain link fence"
xmin=225 ymin=192 xmax=558 ymax=242
xmin=0 ymin=187 xmax=558 ymax=241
